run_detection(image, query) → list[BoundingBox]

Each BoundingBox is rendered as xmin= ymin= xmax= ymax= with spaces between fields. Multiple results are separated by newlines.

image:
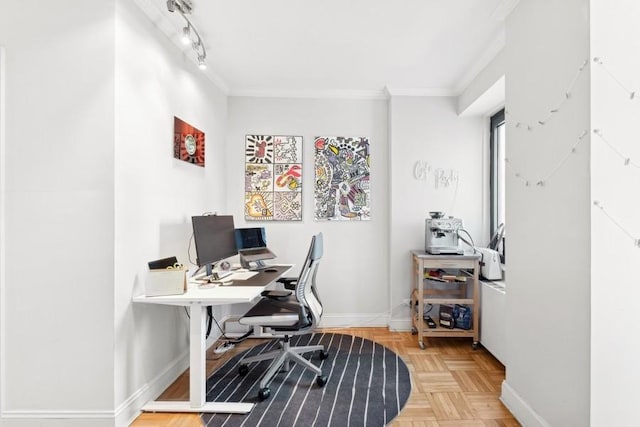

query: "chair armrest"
xmin=261 ymin=290 xmax=292 ymax=300
xmin=277 ymin=277 xmax=297 ymax=290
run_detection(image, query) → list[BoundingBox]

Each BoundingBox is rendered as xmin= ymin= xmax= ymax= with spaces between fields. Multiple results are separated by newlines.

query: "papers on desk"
xmin=231 ymin=271 xmax=258 ymax=280
xmin=189 ymin=270 xmax=258 ymax=285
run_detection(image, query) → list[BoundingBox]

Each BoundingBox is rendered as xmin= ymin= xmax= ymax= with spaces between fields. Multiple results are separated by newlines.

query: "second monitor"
xmin=234 ymin=227 xmax=277 ymax=270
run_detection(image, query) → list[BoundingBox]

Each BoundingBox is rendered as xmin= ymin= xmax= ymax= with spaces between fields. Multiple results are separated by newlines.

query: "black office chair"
xmin=238 ymin=232 xmax=328 ymax=400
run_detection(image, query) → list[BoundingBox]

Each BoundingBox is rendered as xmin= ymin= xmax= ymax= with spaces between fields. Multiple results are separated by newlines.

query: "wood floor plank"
xmin=465 ymin=392 xmax=515 ymax=420
xmin=410 ymin=354 xmax=448 ymax=372
xmin=482 ymin=419 xmax=524 ymax=427
xmin=130 ymin=328 xmax=520 ymax=426
xmin=451 ymin=370 xmax=499 ymax=393
xmin=428 ymin=391 xmax=475 ymax=421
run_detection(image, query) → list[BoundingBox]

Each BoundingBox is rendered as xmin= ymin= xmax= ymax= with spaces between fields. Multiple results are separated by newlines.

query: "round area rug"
xmin=200 ymin=333 xmax=411 ymax=427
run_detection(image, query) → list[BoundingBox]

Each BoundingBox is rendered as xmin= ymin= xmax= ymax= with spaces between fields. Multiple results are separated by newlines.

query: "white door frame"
xmin=0 ymin=45 xmax=6 ymax=419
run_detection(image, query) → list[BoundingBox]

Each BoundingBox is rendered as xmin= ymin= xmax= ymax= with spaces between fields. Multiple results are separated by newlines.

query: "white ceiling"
xmin=135 ymin=0 xmax=517 ymax=97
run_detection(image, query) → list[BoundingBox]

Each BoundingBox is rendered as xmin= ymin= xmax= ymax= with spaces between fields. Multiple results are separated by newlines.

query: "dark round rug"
xmin=200 ymin=332 xmax=411 ymax=427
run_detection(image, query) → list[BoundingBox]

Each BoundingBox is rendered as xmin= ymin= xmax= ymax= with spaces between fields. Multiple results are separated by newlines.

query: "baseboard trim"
xmin=119 ymin=347 xmax=190 ymax=426
xmin=118 ymin=316 xmax=229 ymax=425
xmin=1 ymin=314 xmax=407 ymax=426
xmin=388 ymin=318 xmax=412 ymax=331
xmin=1 ymin=410 xmax=115 ymax=427
xmin=320 ymin=313 xmax=390 ymax=328
xmin=0 ymin=337 xmax=192 ymax=427
xmin=501 ymin=380 xmax=551 ymax=427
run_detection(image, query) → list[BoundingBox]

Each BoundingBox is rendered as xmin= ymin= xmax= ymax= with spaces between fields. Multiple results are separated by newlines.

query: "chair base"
xmin=240 ymin=337 xmax=325 ymax=390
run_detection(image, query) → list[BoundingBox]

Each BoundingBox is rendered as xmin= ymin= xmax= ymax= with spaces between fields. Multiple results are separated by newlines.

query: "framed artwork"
xmin=245 ymin=135 xmax=303 ymax=221
xmin=314 ymin=136 xmax=370 ymax=221
xmin=173 ymin=116 xmax=205 ymax=167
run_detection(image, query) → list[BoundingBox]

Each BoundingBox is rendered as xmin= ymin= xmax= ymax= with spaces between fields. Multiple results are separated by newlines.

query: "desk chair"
xmin=238 ymin=233 xmax=328 ymax=400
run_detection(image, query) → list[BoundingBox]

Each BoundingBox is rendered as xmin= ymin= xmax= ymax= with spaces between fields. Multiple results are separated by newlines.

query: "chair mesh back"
xmin=295 ymin=233 xmax=323 ymax=327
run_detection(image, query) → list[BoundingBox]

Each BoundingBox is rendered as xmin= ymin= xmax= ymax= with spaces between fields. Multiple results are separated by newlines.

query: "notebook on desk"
xmin=231 ymin=271 xmax=259 ymax=280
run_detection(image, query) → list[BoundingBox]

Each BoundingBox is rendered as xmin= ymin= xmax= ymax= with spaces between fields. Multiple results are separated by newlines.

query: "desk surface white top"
xmin=133 ymin=264 xmax=292 ymax=306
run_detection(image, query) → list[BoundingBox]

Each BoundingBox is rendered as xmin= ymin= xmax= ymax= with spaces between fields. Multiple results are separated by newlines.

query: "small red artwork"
xmin=174 ymin=116 xmax=205 ymax=167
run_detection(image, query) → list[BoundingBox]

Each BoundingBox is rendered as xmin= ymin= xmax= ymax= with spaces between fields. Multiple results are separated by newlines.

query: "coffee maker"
xmin=425 ymin=212 xmax=464 ymax=255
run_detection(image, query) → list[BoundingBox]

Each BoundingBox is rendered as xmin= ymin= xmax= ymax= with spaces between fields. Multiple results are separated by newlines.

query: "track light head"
xmin=181 ymin=26 xmax=191 ymax=44
xmin=198 ymin=56 xmax=207 ymax=70
xmin=167 ymin=0 xmax=206 ymax=72
xmin=167 ymin=0 xmax=193 ymax=14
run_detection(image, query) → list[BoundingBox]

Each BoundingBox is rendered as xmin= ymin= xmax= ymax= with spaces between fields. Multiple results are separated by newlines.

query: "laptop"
xmin=238 ymin=246 xmax=276 ymax=260
xmin=235 ymin=227 xmax=277 ymax=266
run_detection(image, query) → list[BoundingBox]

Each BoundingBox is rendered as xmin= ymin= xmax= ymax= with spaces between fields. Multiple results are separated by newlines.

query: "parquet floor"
xmin=131 ymin=327 xmax=520 ymax=426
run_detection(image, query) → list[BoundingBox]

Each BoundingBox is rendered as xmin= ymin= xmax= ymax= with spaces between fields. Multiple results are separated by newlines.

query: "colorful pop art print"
xmin=314 ymin=136 xmax=370 ymax=221
xmin=244 ymin=135 xmax=303 ymax=221
xmin=173 ymin=116 xmax=205 ymax=167
xmin=245 ymin=164 xmax=274 ymax=192
xmin=244 ymin=192 xmax=273 ymax=220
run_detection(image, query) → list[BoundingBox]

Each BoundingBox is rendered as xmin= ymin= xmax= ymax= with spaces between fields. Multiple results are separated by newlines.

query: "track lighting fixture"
xmin=181 ymin=26 xmax=191 ymax=45
xmin=197 ymin=55 xmax=207 ymax=70
xmin=166 ymin=0 xmax=207 ymax=71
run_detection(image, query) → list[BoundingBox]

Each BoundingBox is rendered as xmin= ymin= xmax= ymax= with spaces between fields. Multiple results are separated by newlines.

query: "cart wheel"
xmin=411 ymin=327 xmax=418 ymax=335
xmin=472 ymin=341 xmax=479 ymax=350
xmin=418 ymin=341 xmax=425 ymax=350
xmin=316 ymin=375 xmax=328 ymax=387
xmin=258 ymin=387 xmax=271 ymax=401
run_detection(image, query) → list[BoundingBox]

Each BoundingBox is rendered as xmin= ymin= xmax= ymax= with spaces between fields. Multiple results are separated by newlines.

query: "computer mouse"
xmin=264 ymin=268 xmax=278 ymax=273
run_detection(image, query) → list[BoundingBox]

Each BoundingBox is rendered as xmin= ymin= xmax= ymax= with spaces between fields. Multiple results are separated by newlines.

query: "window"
xmin=489 ymin=109 xmax=505 ymax=262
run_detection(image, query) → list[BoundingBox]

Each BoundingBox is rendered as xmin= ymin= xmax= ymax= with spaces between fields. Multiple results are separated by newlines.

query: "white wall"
xmin=388 ymin=96 xmax=485 ymax=329
xmin=114 ymin=0 xmax=229 ymax=424
xmin=0 ymin=1 xmax=230 ymax=425
xmin=502 ymin=1 xmax=591 ymax=426
xmin=227 ymin=97 xmax=389 ymax=325
xmin=0 ymin=44 xmax=6 ymax=426
xmin=458 ymin=49 xmax=506 ymax=117
xmin=590 ymin=1 xmax=640 ymax=424
xmin=0 ymin=0 xmax=116 ymax=422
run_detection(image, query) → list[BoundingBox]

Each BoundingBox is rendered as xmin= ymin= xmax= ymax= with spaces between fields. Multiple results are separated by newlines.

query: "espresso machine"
xmin=425 ymin=212 xmax=464 ymax=255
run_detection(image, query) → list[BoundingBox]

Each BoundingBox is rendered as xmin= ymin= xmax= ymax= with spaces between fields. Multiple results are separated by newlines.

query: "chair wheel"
xmin=258 ymin=387 xmax=271 ymax=400
xmin=316 ymin=375 xmax=328 ymax=387
xmin=238 ymin=364 xmax=249 ymax=376
xmin=318 ymin=350 xmax=329 ymax=360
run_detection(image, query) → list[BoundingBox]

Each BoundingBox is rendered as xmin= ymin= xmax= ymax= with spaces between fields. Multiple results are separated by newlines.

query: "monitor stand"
xmin=239 ymin=255 xmax=268 ymax=271
xmin=192 ymin=263 xmax=233 ymax=280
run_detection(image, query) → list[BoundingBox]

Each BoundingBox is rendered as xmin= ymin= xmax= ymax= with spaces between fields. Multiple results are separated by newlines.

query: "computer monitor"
xmin=191 ymin=215 xmax=237 ymax=276
xmin=234 ymin=227 xmax=276 ymax=270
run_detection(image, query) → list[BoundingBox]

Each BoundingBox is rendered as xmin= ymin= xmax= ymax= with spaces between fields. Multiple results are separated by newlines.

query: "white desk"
xmin=133 ymin=264 xmax=292 ymax=414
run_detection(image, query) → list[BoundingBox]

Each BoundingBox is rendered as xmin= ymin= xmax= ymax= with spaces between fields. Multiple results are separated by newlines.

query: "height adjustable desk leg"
xmin=141 ymin=304 xmax=254 ymax=414
xmin=190 ymin=304 xmax=207 ymax=408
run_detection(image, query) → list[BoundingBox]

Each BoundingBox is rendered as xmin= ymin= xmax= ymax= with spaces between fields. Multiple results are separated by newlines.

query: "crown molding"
xmin=491 ymin=0 xmax=521 ymax=21
xmin=132 ymin=0 xmax=513 ymax=101
xmin=453 ymin=32 xmax=505 ymax=95
xmin=384 ymin=86 xmax=457 ymax=97
xmin=228 ymin=88 xmax=389 ymax=100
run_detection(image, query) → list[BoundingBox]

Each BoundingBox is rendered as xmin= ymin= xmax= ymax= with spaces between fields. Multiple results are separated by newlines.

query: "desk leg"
xmin=141 ymin=304 xmax=254 ymax=414
xmin=190 ymin=305 xmax=207 ymax=408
